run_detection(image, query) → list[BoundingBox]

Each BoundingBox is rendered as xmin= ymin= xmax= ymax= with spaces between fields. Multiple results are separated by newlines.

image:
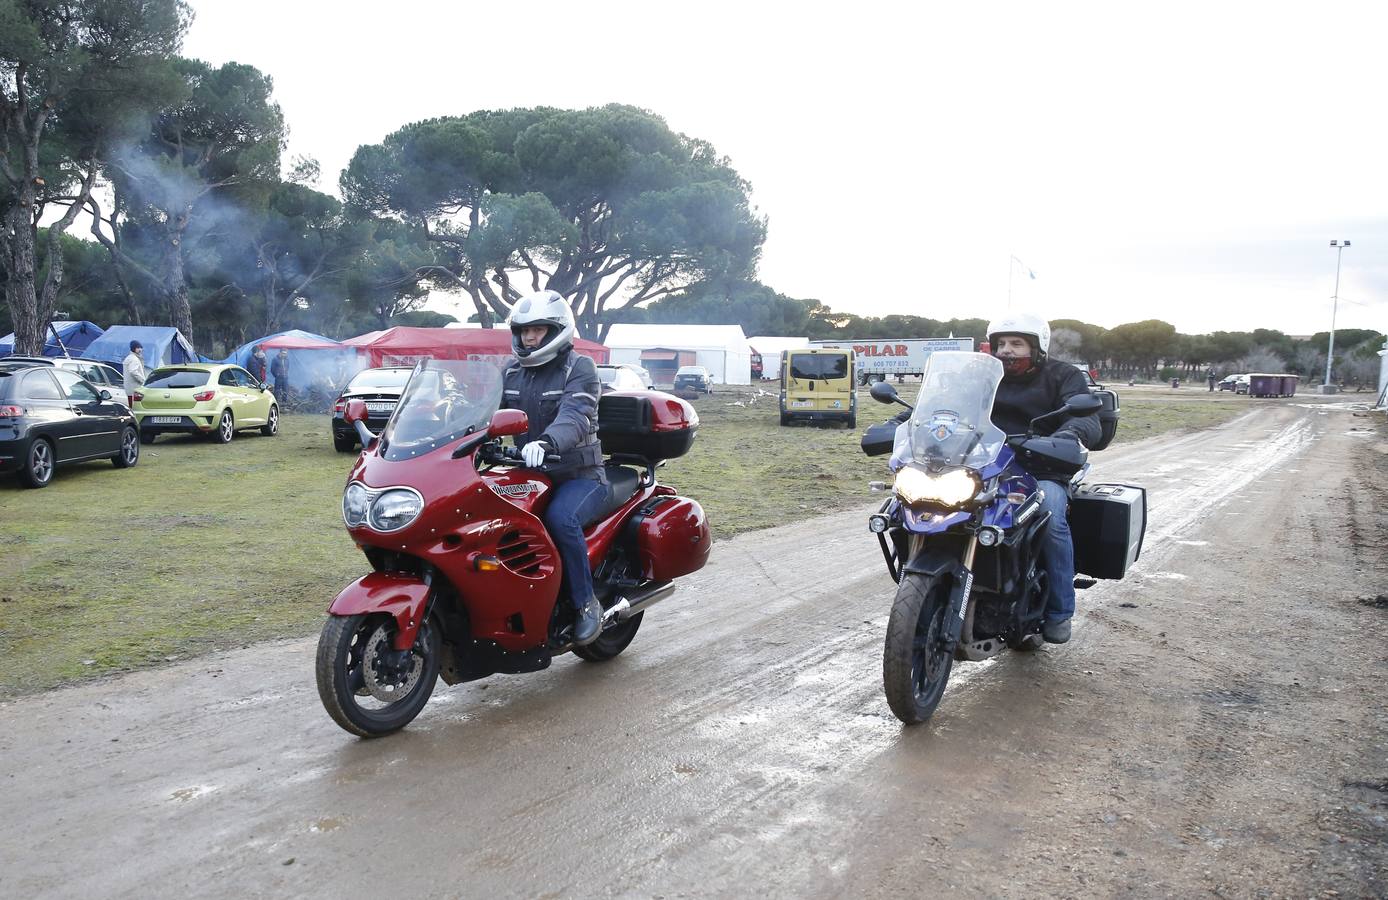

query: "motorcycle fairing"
xmin=328 ymin=572 xmax=432 ymax=651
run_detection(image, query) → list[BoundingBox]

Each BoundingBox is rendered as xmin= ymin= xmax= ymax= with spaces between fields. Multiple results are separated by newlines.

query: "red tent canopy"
xmin=351 ymin=327 xmax=608 ymax=369
xmin=258 ymin=333 xmax=345 ymax=351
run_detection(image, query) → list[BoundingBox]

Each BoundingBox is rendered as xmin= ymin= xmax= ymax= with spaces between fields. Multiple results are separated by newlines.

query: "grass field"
xmin=0 ymin=385 xmax=1248 ymax=695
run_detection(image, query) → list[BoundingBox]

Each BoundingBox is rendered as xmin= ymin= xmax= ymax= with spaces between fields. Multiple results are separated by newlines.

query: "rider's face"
xmin=520 ymin=325 xmax=548 ymax=350
xmin=994 ymin=335 xmax=1032 ymax=359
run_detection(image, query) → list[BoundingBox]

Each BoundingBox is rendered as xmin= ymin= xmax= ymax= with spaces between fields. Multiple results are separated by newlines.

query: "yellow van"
xmin=779 ymin=348 xmax=856 ymax=427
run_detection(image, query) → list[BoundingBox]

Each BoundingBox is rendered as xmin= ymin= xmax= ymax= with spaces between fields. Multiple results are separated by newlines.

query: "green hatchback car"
xmin=134 ymin=364 xmax=279 ymax=444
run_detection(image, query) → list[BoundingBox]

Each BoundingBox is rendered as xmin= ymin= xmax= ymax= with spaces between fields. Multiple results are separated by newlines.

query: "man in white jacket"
xmin=122 ymin=340 xmax=147 ymax=398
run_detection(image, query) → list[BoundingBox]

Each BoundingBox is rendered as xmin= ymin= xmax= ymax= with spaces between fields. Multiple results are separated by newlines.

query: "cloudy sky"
xmin=183 ymin=0 xmax=1387 ymax=338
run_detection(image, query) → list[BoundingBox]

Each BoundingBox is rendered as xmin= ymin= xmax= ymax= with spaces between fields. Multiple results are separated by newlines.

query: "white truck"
xmin=809 ymin=338 xmax=974 ymax=384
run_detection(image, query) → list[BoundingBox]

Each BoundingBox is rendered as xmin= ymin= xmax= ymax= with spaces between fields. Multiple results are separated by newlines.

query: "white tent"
xmin=603 ymin=324 xmax=752 ymax=385
xmin=747 ymin=335 xmax=811 ymax=380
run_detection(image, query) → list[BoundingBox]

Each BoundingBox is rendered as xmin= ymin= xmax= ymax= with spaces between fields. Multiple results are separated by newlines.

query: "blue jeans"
xmin=1037 ymin=480 xmax=1076 ymax=624
xmin=543 ymin=478 xmax=606 ymax=610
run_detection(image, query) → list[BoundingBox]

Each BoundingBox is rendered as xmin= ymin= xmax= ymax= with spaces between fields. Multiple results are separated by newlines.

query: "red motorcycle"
xmin=315 ymin=359 xmax=710 ymax=737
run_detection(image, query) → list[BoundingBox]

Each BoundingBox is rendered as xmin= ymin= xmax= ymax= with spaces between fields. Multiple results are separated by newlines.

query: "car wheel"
xmin=260 ymin=405 xmax=279 ymax=437
xmin=333 ymin=433 xmax=357 ymax=453
xmin=112 ymin=426 xmax=140 ymax=469
xmin=18 ymin=438 xmax=55 ymax=488
xmin=140 ymin=429 xmax=157 ymax=444
xmin=213 ymin=409 xmax=234 ymax=444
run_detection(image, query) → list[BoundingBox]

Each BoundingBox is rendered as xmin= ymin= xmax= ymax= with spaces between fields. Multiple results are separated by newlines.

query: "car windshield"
xmin=790 ymin=353 xmax=847 ymax=380
xmin=379 ymin=359 xmax=504 ymax=461
xmin=348 ymin=368 xmax=411 ymax=391
xmin=144 ymin=368 xmax=210 ymax=389
xmin=894 ymin=351 xmax=1006 ymax=471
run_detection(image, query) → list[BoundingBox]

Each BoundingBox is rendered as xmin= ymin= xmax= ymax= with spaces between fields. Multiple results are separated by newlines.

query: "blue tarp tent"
xmin=224 ymin=329 xmax=362 ymax=396
xmin=0 ymin=320 xmax=105 ymax=357
xmin=82 ymin=325 xmax=196 ymax=372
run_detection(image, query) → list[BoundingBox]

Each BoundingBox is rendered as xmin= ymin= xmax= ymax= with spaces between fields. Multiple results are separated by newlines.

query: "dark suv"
xmin=331 ymin=366 xmax=413 ymax=451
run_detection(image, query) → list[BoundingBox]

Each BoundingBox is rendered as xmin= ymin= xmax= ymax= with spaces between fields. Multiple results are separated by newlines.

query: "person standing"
xmin=271 ymin=349 xmax=290 ymax=398
xmin=122 ymin=340 xmax=147 ymax=399
xmin=251 ymin=345 xmax=269 ymax=383
xmin=1207 ymin=370 xmax=1216 ymax=392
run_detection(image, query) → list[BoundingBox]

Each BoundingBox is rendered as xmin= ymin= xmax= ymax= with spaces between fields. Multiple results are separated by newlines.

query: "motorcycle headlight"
xmin=367 ymin=488 xmax=424 ymax=532
xmin=893 ymin=465 xmax=982 ymax=509
xmin=343 ymin=481 xmax=369 ymax=527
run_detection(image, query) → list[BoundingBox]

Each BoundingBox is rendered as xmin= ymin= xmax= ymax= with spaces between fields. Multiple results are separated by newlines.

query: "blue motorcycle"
xmin=860 ymin=352 xmax=1124 ymax=725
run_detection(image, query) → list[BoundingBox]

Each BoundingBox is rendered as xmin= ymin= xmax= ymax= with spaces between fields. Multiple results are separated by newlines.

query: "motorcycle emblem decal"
xmin=490 ymin=482 xmax=539 ymax=498
xmin=928 ymin=411 xmax=960 ymax=441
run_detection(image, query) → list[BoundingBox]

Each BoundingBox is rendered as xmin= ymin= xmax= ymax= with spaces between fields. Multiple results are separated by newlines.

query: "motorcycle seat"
xmin=585 ymin=464 xmax=642 ymax=527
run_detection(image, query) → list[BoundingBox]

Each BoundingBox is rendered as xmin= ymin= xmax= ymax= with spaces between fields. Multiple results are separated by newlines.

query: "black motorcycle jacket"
xmin=993 ymin=358 xmax=1101 ymax=481
xmin=502 ymin=347 xmax=605 ymax=483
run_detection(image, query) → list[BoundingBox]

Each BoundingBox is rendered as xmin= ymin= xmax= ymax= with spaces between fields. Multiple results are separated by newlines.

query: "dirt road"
xmin=4 ymin=400 xmax=1385 ymax=898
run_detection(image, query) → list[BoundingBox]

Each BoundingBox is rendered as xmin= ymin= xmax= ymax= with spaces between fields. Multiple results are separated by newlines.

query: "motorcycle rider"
xmin=503 ymin=290 xmax=607 ymax=646
xmin=986 ymin=312 xmax=1101 ymax=644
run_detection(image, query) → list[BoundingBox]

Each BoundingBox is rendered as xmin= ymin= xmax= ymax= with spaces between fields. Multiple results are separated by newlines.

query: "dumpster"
xmin=1279 ymin=375 xmax=1298 ymax=397
xmin=1248 ymin=373 xmax=1291 ymax=398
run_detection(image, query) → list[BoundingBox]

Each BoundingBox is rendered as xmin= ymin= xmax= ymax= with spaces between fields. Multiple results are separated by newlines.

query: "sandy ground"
xmin=3 ymin=398 xmax=1385 ymax=899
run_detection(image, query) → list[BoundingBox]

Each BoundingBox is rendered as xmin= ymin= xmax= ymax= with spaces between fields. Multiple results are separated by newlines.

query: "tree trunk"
xmin=4 ymin=199 xmax=42 ymax=356
xmin=161 ymin=211 xmax=195 ymax=354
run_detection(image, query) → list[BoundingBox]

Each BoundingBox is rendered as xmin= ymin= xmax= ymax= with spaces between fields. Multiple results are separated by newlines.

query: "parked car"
xmin=134 ymin=364 xmax=278 ymax=444
xmin=1 ymin=356 xmax=133 ymax=406
xmin=331 ymin=366 xmax=413 ymax=452
xmin=596 ymin=364 xmax=647 ymax=394
xmin=1218 ymin=374 xmax=1250 ymax=394
xmin=626 ymin=364 xmax=654 ymax=388
xmin=0 ymin=361 xmax=140 ymax=487
xmin=673 ymin=365 xmax=714 ymax=395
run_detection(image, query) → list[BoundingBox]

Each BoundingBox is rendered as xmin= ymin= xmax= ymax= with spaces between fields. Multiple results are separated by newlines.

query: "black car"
xmin=331 ymin=366 xmax=413 ymax=451
xmin=0 ymin=362 xmax=140 ymax=487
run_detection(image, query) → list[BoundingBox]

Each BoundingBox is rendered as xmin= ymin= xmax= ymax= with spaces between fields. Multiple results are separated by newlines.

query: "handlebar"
xmin=477 ymin=441 xmax=563 ymax=468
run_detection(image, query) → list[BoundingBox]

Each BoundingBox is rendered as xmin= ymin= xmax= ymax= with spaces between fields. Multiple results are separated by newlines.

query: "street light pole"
xmin=1324 ymin=239 xmax=1351 ymax=388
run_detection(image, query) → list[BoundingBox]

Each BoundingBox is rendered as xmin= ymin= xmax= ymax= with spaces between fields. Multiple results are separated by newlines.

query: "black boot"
xmin=573 ymin=596 xmax=603 ymax=646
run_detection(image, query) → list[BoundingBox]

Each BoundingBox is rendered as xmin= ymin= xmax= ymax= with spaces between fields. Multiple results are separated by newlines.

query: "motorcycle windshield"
xmin=379 ymin=359 xmax=504 ymax=461
xmin=896 ymin=352 xmax=1006 ymax=470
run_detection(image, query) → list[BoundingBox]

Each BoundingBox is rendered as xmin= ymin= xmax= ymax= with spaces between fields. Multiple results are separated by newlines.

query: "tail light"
xmin=193 ymin=390 xmax=215 ymax=402
xmin=333 ymin=397 xmax=346 ymax=413
xmin=0 ymin=405 xmax=25 ymax=418
xmin=132 ymin=392 xmax=143 ymax=403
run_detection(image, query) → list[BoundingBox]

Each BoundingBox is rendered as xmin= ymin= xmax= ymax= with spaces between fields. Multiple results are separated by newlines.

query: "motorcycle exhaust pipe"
xmin=602 ymin=580 xmax=676 ymax=625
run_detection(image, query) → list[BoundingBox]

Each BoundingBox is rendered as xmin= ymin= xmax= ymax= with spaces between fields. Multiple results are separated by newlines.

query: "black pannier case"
xmin=1069 ymin=482 xmax=1146 ymax=579
xmin=1090 ymin=388 xmax=1119 ymax=451
xmin=597 ymin=392 xmax=698 ymax=462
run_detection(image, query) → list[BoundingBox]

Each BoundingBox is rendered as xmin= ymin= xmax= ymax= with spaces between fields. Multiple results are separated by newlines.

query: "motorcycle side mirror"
xmin=488 ymin=409 xmax=529 ymax=437
xmin=1064 ymin=393 xmax=1103 ymax=414
xmin=344 ymin=399 xmax=369 ymax=424
xmin=869 ymin=381 xmax=900 ymax=405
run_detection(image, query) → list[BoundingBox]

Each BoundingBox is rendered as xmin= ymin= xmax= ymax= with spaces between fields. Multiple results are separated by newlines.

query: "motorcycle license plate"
xmin=150 ymin=416 xmax=182 ymax=424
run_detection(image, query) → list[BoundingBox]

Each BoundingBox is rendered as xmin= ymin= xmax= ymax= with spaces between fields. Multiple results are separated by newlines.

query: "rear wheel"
xmin=140 ymin=430 xmax=158 ymax=445
xmin=779 ymin=412 xmax=790 ymax=426
xmin=260 ymin=404 xmax=279 ymax=436
xmin=316 ymin=613 xmax=441 ymax=737
xmin=847 ymin=413 xmax=857 ymax=429
xmin=573 ymin=611 xmax=644 ymax=662
xmin=333 ymin=433 xmax=357 ymax=453
xmin=213 ymin=409 xmax=234 ymax=443
xmin=882 ymin=572 xmax=954 ymax=725
xmin=18 ymin=438 xmax=55 ymax=488
xmin=111 ymin=426 xmax=140 ymax=468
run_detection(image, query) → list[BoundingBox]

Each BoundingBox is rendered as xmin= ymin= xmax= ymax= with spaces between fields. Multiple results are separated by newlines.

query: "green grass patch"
xmin=0 ymin=390 xmax=1247 ymax=695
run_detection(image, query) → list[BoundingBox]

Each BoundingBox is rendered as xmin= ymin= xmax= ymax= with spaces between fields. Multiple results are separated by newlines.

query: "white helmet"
xmin=508 ymin=290 xmax=576 ymax=367
xmin=986 ymin=311 xmax=1051 ymax=360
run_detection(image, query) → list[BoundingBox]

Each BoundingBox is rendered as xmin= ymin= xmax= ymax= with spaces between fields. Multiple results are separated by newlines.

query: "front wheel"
xmin=882 ymin=572 xmax=955 ymax=725
xmin=316 ymin=614 xmax=441 ymax=737
xmin=111 ymin=426 xmax=140 ymax=468
xmin=260 ymin=404 xmax=279 ymax=436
